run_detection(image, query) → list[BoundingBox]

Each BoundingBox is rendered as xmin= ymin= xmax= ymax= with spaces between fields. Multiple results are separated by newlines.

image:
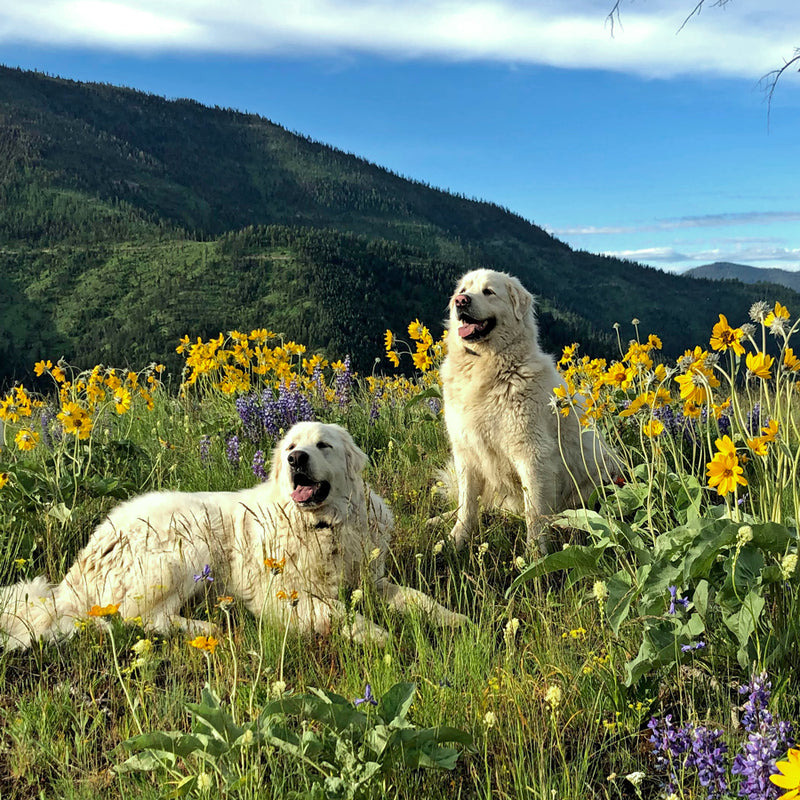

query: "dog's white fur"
xmin=439 ymin=269 xmax=617 ymax=553
xmin=0 ymin=421 xmax=466 ymax=650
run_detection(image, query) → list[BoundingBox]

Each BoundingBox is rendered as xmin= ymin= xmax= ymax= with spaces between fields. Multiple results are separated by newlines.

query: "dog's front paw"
xmin=345 ymin=615 xmax=390 ymax=647
xmin=443 ymin=520 xmax=472 ymax=550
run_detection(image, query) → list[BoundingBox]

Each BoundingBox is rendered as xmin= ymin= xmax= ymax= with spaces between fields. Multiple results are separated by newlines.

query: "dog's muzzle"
xmin=287 ymin=450 xmax=331 ymax=506
xmin=456 ymin=309 xmax=496 ymax=341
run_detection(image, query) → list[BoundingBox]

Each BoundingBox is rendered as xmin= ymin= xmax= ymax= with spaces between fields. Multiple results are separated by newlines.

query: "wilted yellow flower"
xmin=784 ymin=347 xmax=800 ymax=372
xmin=386 ymin=350 xmax=400 ymax=368
xmin=746 ymin=351 xmax=774 ymax=380
xmin=764 ymin=301 xmax=790 ymax=328
xmin=264 ymin=557 xmax=286 ymax=574
xmin=276 ymin=589 xmax=299 ymax=605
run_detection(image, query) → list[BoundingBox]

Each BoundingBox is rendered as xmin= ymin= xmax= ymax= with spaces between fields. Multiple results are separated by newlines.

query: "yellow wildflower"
xmin=412 ymin=348 xmax=433 ymax=372
xmin=709 ymin=314 xmax=746 ymax=356
xmin=88 ymin=603 xmax=120 ymax=617
xmin=604 ymin=363 xmax=634 ymax=390
xmin=188 ymin=635 xmax=220 ymax=653
xmin=15 ymin=429 xmax=39 ymax=451
xmin=113 ymin=387 xmax=132 ymax=415
xmin=386 ymin=350 xmax=400 ymax=368
xmin=34 ymin=359 xmax=52 ymax=376
xmin=769 ymin=747 xmax=800 ymax=800
xmin=0 ymin=472 xmax=9 ymax=490
xmin=706 ymin=436 xmax=747 ymax=496
xmin=643 ymin=420 xmax=664 ymax=438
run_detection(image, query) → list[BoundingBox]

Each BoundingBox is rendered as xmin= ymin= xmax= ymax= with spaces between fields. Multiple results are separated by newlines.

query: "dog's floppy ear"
xmin=341 ymin=430 xmax=368 ymax=484
xmin=507 ymin=277 xmax=533 ymax=321
xmin=270 ymin=439 xmax=287 ymax=484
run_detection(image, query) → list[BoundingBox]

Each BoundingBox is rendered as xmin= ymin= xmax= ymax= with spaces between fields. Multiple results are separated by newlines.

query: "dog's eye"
xmin=286 ymin=443 xmax=296 ymax=451
xmin=316 ymin=441 xmax=332 ymax=450
xmin=482 ymin=288 xmax=495 ymax=296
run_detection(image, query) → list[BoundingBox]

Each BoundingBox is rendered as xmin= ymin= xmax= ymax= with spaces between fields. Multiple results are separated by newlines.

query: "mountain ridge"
xmin=683 ymin=261 xmax=800 ymax=293
xmin=2 ymin=64 xmax=799 ymax=384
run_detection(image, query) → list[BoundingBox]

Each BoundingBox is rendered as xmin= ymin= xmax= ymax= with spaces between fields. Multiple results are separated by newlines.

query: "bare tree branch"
xmin=760 ymin=48 xmax=800 ymax=122
xmin=607 ymin=2 xmax=797 ymax=107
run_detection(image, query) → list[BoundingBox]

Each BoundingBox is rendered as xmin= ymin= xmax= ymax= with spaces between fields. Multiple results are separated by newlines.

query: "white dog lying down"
xmin=439 ymin=269 xmax=618 ymax=554
xmin=0 ymin=421 xmax=467 ymax=650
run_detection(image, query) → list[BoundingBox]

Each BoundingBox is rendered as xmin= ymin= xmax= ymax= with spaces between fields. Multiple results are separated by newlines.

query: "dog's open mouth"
xmin=457 ymin=313 xmax=496 ymax=341
xmin=290 ymin=472 xmax=331 ymax=506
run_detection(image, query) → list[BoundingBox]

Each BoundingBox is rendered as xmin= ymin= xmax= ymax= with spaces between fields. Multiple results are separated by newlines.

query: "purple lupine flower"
xmin=369 ymin=400 xmax=380 ymax=425
xmin=354 ymin=683 xmax=378 ymax=707
xmin=668 ymin=585 xmax=690 ymax=615
xmin=680 ymin=641 xmax=706 ymax=653
xmin=199 ymin=435 xmax=211 ymax=466
xmin=334 ymin=356 xmax=353 ymax=408
xmin=427 ymin=397 xmax=442 ymax=415
xmin=648 ymin=714 xmax=692 ymax=792
xmin=226 ymin=434 xmax=240 ymax=468
xmin=236 ymin=394 xmax=262 ymax=443
xmin=732 ymin=672 xmax=795 ymax=800
xmin=747 ymin=404 xmax=762 ymax=435
xmin=193 ymin=564 xmax=213 ymax=583
xmin=717 ymin=413 xmax=731 ymax=438
xmin=689 ymin=726 xmax=728 ymax=798
xmin=312 ymin=363 xmax=326 ymax=403
xmin=252 ymin=449 xmax=268 ymax=481
xmin=259 ymin=390 xmax=282 ymax=438
xmin=39 ymin=407 xmax=56 ymax=450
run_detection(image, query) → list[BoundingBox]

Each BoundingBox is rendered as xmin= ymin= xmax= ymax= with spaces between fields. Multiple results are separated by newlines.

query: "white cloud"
xmin=550 ymin=210 xmax=800 ymax=237
xmin=604 ymin=243 xmax=800 ymax=267
xmin=1 ymin=0 xmax=798 ymax=80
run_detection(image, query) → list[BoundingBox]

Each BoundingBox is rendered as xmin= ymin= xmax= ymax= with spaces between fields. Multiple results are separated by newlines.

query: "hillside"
xmin=2 ymin=64 xmax=799 ymax=383
xmin=684 ymin=261 xmax=800 ymax=293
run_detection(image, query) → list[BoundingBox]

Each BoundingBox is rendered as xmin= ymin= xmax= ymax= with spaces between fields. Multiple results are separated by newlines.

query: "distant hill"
xmin=2 ymin=64 xmax=800 ymax=385
xmin=684 ymin=262 xmax=800 ymax=293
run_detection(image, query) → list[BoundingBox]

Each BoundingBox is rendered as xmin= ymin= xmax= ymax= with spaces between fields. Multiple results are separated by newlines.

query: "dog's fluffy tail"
xmin=0 ymin=577 xmax=76 ymax=650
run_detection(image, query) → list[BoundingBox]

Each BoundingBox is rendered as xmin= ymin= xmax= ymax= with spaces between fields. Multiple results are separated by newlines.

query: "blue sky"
xmin=2 ymin=1 xmax=799 ymax=273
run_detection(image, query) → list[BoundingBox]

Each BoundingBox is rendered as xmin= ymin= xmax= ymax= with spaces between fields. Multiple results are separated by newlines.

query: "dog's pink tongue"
xmin=458 ymin=322 xmax=479 ymax=338
xmin=291 ymin=484 xmax=316 ymax=503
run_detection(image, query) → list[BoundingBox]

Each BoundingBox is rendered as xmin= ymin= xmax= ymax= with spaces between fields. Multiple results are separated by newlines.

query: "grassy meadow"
xmin=0 ymin=309 xmax=798 ymax=800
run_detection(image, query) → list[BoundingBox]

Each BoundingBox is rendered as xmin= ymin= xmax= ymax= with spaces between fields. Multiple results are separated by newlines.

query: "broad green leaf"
xmin=605 ymin=570 xmax=635 ymax=636
xmin=378 ymin=682 xmax=416 ymax=724
xmin=507 ymin=543 xmax=609 ymax=595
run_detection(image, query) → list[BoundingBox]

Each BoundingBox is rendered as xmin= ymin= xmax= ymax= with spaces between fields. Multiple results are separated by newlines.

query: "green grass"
xmin=0 ymin=350 xmax=797 ymax=800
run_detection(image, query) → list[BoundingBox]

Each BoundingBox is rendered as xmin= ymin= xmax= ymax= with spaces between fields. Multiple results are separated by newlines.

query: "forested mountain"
xmin=684 ymin=262 xmax=800 ymax=293
xmin=2 ymin=64 xmax=798 ymax=384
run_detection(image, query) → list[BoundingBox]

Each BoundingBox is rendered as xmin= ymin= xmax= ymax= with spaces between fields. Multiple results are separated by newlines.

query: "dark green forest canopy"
xmin=1 ymin=64 xmax=797 ymax=384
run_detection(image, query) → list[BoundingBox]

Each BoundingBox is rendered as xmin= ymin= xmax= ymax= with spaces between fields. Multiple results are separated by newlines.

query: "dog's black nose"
xmin=454 ymin=294 xmax=471 ymax=308
xmin=287 ymin=450 xmax=309 ymax=469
